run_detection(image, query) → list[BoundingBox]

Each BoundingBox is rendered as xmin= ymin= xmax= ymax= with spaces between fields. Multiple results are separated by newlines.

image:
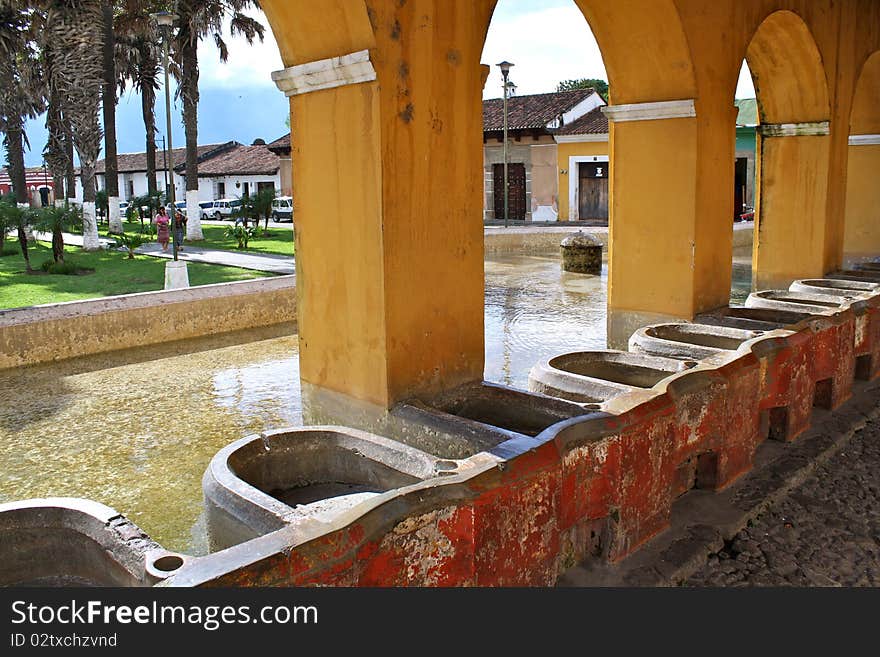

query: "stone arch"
xmin=850 ymin=50 xmax=880 ymax=135
xmin=745 ymin=9 xmax=830 ymax=125
xmin=843 ymin=50 xmax=880 ymax=256
xmin=744 ymin=10 xmax=833 ymax=290
xmin=572 ymin=0 xmax=697 ymax=104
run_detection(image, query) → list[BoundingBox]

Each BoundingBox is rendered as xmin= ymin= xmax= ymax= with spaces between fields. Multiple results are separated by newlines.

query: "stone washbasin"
xmin=789 ymin=279 xmax=878 ymax=298
xmin=629 ymin=322 xmax=765 ymax=361
xmin=397 ymin=381 xmax=587 ymax=450
xmin=827 ymin=269 xmax=880 ymax=283
xmin=0 ymin=498 xmax=185 ymax=586
xmin=528 ymin=350 xmax=697 ymax=405
xmin=745 ymin=290 xmax=849 ymax=315
xmin=696 ymin=306 xmax=813 ymax=332
xmin=203 ymin=426 xmax=447 ymax=551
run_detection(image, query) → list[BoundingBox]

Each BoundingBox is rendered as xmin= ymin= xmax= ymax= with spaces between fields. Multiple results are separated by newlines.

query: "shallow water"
xmin=0 ymin=253 xmax=751 ymax=555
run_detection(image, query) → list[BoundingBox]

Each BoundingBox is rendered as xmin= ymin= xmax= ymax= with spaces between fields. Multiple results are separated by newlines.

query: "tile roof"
xmin=266 ymin=133 xmax=291 ymax=155
xmin=556 ymin=106 xmax=608 ymax=135
xmin=94 ymin=142 xmax=235 ymax=174
xmin=182 ymin=143 xmax=281 ymax=177
xmin=483 ymin=88 xmax=595 ymax=131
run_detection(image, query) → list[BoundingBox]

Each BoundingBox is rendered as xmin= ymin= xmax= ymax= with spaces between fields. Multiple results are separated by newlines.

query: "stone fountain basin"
xmin=827 ymin=269 xmax=880 ymax=283
xmin=629 ymin=322 xmax=765 ymax=360
xmin=0 ymin=498 xmax=182 ymax=587
xmin=203 ymin=426 xmax=447 ymax=551
xmin=789 ymin=278 xmax=878 ymax=298
xmin=696 ymin=306 xmax=813 ymax=331
xmin=745 ymin=290 xmax=849 ymax=315
xmin=528 ymin=350 xmax=697 ymax=405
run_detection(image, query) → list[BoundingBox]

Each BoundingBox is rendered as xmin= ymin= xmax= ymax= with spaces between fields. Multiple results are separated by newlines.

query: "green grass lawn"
xmin=103 ymin=220 xmax=295 ymax=257
xmin=0 ymin=241 xmax=269 ymax=310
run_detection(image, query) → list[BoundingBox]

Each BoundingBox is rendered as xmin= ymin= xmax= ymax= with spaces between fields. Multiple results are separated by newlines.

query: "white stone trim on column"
xmin=601 ymin=99 xmax=696 ymax=123
xmin=272 ymin=50 xmax=376 ymax=97
xmin=760 ymin=121 xmax=830 ymax=137
xmin=108 ymin=196 xmax=123 ymax=234
xmin=849 ymin=134 xmax=880 ymax=146
xmin=185 ymin=189 xmax=204 ymax=241
xmin=81 ymin=201 xmax=101 ymax=251
xmin=568 ymin=155 xmax=609 ymax=221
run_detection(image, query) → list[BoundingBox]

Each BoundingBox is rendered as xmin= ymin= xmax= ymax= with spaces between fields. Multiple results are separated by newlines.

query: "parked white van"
xmin=202 ymin=198 xmax=242 ymax=221
xmin=271 ymin=196 xmax=293 ymax=222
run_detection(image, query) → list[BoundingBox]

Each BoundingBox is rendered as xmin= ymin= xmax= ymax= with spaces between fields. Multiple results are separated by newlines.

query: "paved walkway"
xmin=558 ymin=377 xmax=880 ymax=587
xmin=134 ymin=243 xmax=295 ymax=275
xmin=685 ymin=416 xmax=880 ymax=587
xmin=33 ymin=231 xmax=295 ymax=275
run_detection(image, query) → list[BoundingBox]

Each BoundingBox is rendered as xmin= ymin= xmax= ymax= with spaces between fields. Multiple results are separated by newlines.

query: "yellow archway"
xmin=843 ymin=50 xmax=880 ymax=257
xmin=745 ymin=10 xmax=833 ymax=290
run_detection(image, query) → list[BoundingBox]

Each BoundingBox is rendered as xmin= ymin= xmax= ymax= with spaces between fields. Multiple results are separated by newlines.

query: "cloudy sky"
xmin=13 ymin=1 xmax=755 ymax=167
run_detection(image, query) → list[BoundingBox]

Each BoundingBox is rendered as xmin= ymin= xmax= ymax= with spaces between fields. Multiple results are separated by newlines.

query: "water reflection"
xmin=0 ymin=324 xmax=302 ymax=555
xmin=484 ymin=255 xmax=607 ymax=389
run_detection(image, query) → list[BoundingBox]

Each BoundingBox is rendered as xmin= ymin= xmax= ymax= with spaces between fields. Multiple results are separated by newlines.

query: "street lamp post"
xmin=497 ymin=61 xmax=514 ymax=228
xmin=152 ymin=9 xmax=189 ymax=290
xmin=154 ymin=10 xmax=178 ymax=262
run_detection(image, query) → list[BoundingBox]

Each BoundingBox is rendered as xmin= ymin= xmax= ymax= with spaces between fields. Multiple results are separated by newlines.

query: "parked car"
xmin=119 ymin=201 xmax=129 ymax=214
xmin=174 ymin=200 xmax=187 ymax=216
xmin=271 ymin=196 xmax=293 ymax=222
xmin=201 ymin=198 xmax=242 ymax=221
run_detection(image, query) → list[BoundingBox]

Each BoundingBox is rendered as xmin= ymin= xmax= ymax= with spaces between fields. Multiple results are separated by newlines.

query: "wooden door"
xmin=578 ymin=162 xmax=609 ymax=221
xmin=493 ymin=162 xmax=526 ymax=220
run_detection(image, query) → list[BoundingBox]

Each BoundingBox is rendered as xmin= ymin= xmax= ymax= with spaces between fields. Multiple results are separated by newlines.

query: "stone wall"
xmin=0 ymin=276 xmax=297 ymax=370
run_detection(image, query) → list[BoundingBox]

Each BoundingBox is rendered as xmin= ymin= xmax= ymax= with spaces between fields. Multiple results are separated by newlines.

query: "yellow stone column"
xmin=843 ymin=136 xmax=880 ymax=258
xmin=271 ymin=1 xmax=490 ymax=409
xmin=752 ymin=122 xmax=831 ymax=290
xmin=605 ymin=100 xmax=734 ymax=347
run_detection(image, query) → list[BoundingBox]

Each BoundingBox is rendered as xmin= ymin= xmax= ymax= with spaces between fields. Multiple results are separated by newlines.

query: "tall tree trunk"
xmin=48 ymin=0 xmax=104 ymax=251
xmin=64 ymin=135 xmax=75 ymax=201
xmin=180 ymin=33 xmax=203 ymax=240
xmin=4 ymin=119 xmax=32 ymax=272
xmin=139 ymin=44 xmax=158 ymax=199
xmin=101 ymin=0 xmax=122 ymax=234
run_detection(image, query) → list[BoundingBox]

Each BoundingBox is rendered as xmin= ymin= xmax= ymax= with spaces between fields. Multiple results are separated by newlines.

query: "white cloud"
xmin=197 ymin=11 xmax=283 ymax=89
xmin=736 ymin=60 xmax=756 ymax=99
xmin=481 ymin=4 xmax=606 ymax=99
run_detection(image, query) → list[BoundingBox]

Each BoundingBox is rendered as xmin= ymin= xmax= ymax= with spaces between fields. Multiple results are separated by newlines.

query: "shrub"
xmin=40 ymin=259 xmax=91 ymax=275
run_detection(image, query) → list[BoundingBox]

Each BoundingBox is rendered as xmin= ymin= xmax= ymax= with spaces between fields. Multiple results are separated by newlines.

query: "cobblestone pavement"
xmin=686 ymin=417 xmax=880 ymax=587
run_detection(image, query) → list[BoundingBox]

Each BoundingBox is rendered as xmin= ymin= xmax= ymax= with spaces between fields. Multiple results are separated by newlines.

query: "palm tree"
xmin=116 ymin=0 xmax=165 ymax=205
xmin=101 ymin=0 xmax=123 ymax=234
xmin=174 ymin=0 xmax=264 ymax=241
xmin=0 ymin=0 xmax=46 ymax=271
xmin=44 ymin=0 xmax=105 ymax=251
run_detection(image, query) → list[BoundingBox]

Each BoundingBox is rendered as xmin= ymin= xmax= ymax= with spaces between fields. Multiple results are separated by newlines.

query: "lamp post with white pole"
xmin=496 ymin=61 xmax=514 ymax=228
xmin=152 ymin=9 xmax=188 ymax=289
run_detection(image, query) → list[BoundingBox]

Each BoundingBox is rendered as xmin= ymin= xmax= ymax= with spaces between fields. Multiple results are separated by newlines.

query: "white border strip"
xmin=760 ymin=121 xmax=830 ymax=137
xmin=849 ymin=134 xmax=880 ymax=146
xmin=555 ymin=133 xmax=608 ymax=144
xmin=601 ymin=99 xmax=695 ymax=123
xmin=271 ymin=49 xmax=376 ymax=97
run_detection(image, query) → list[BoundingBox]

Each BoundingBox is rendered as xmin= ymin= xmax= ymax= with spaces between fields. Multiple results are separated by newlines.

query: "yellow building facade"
xmin=263 ymin=0 xmax=880 ymax=408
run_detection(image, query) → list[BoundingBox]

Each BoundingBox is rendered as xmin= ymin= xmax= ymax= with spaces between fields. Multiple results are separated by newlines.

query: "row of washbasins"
xmin=3 ymin=268 xmax=880 ymax=586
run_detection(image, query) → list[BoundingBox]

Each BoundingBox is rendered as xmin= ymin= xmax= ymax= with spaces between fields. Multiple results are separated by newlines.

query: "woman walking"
xmin=154 ymin=206 xmax=170 ymax=252
xmin=173 ymin=209 xmax=187 ymax=251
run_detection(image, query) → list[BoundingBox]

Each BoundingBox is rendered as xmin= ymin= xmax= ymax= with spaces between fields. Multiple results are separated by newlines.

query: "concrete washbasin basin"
xmin=203 ymin=426 xmax=450 ymax=551
xmin=0 ymin=498 xmax=184 ymax=586
xmin=629 ymin=322 xmax=765 ymax=360
xmin=528 ymin=350 xmax=697 ymax=405
xmin=696 ymin=306 xmax=813 ymax=332
xmin=745 ymin=290 xmax=849 ymax=315
xmin=789 ymin=278 xmax=878 ymax=298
